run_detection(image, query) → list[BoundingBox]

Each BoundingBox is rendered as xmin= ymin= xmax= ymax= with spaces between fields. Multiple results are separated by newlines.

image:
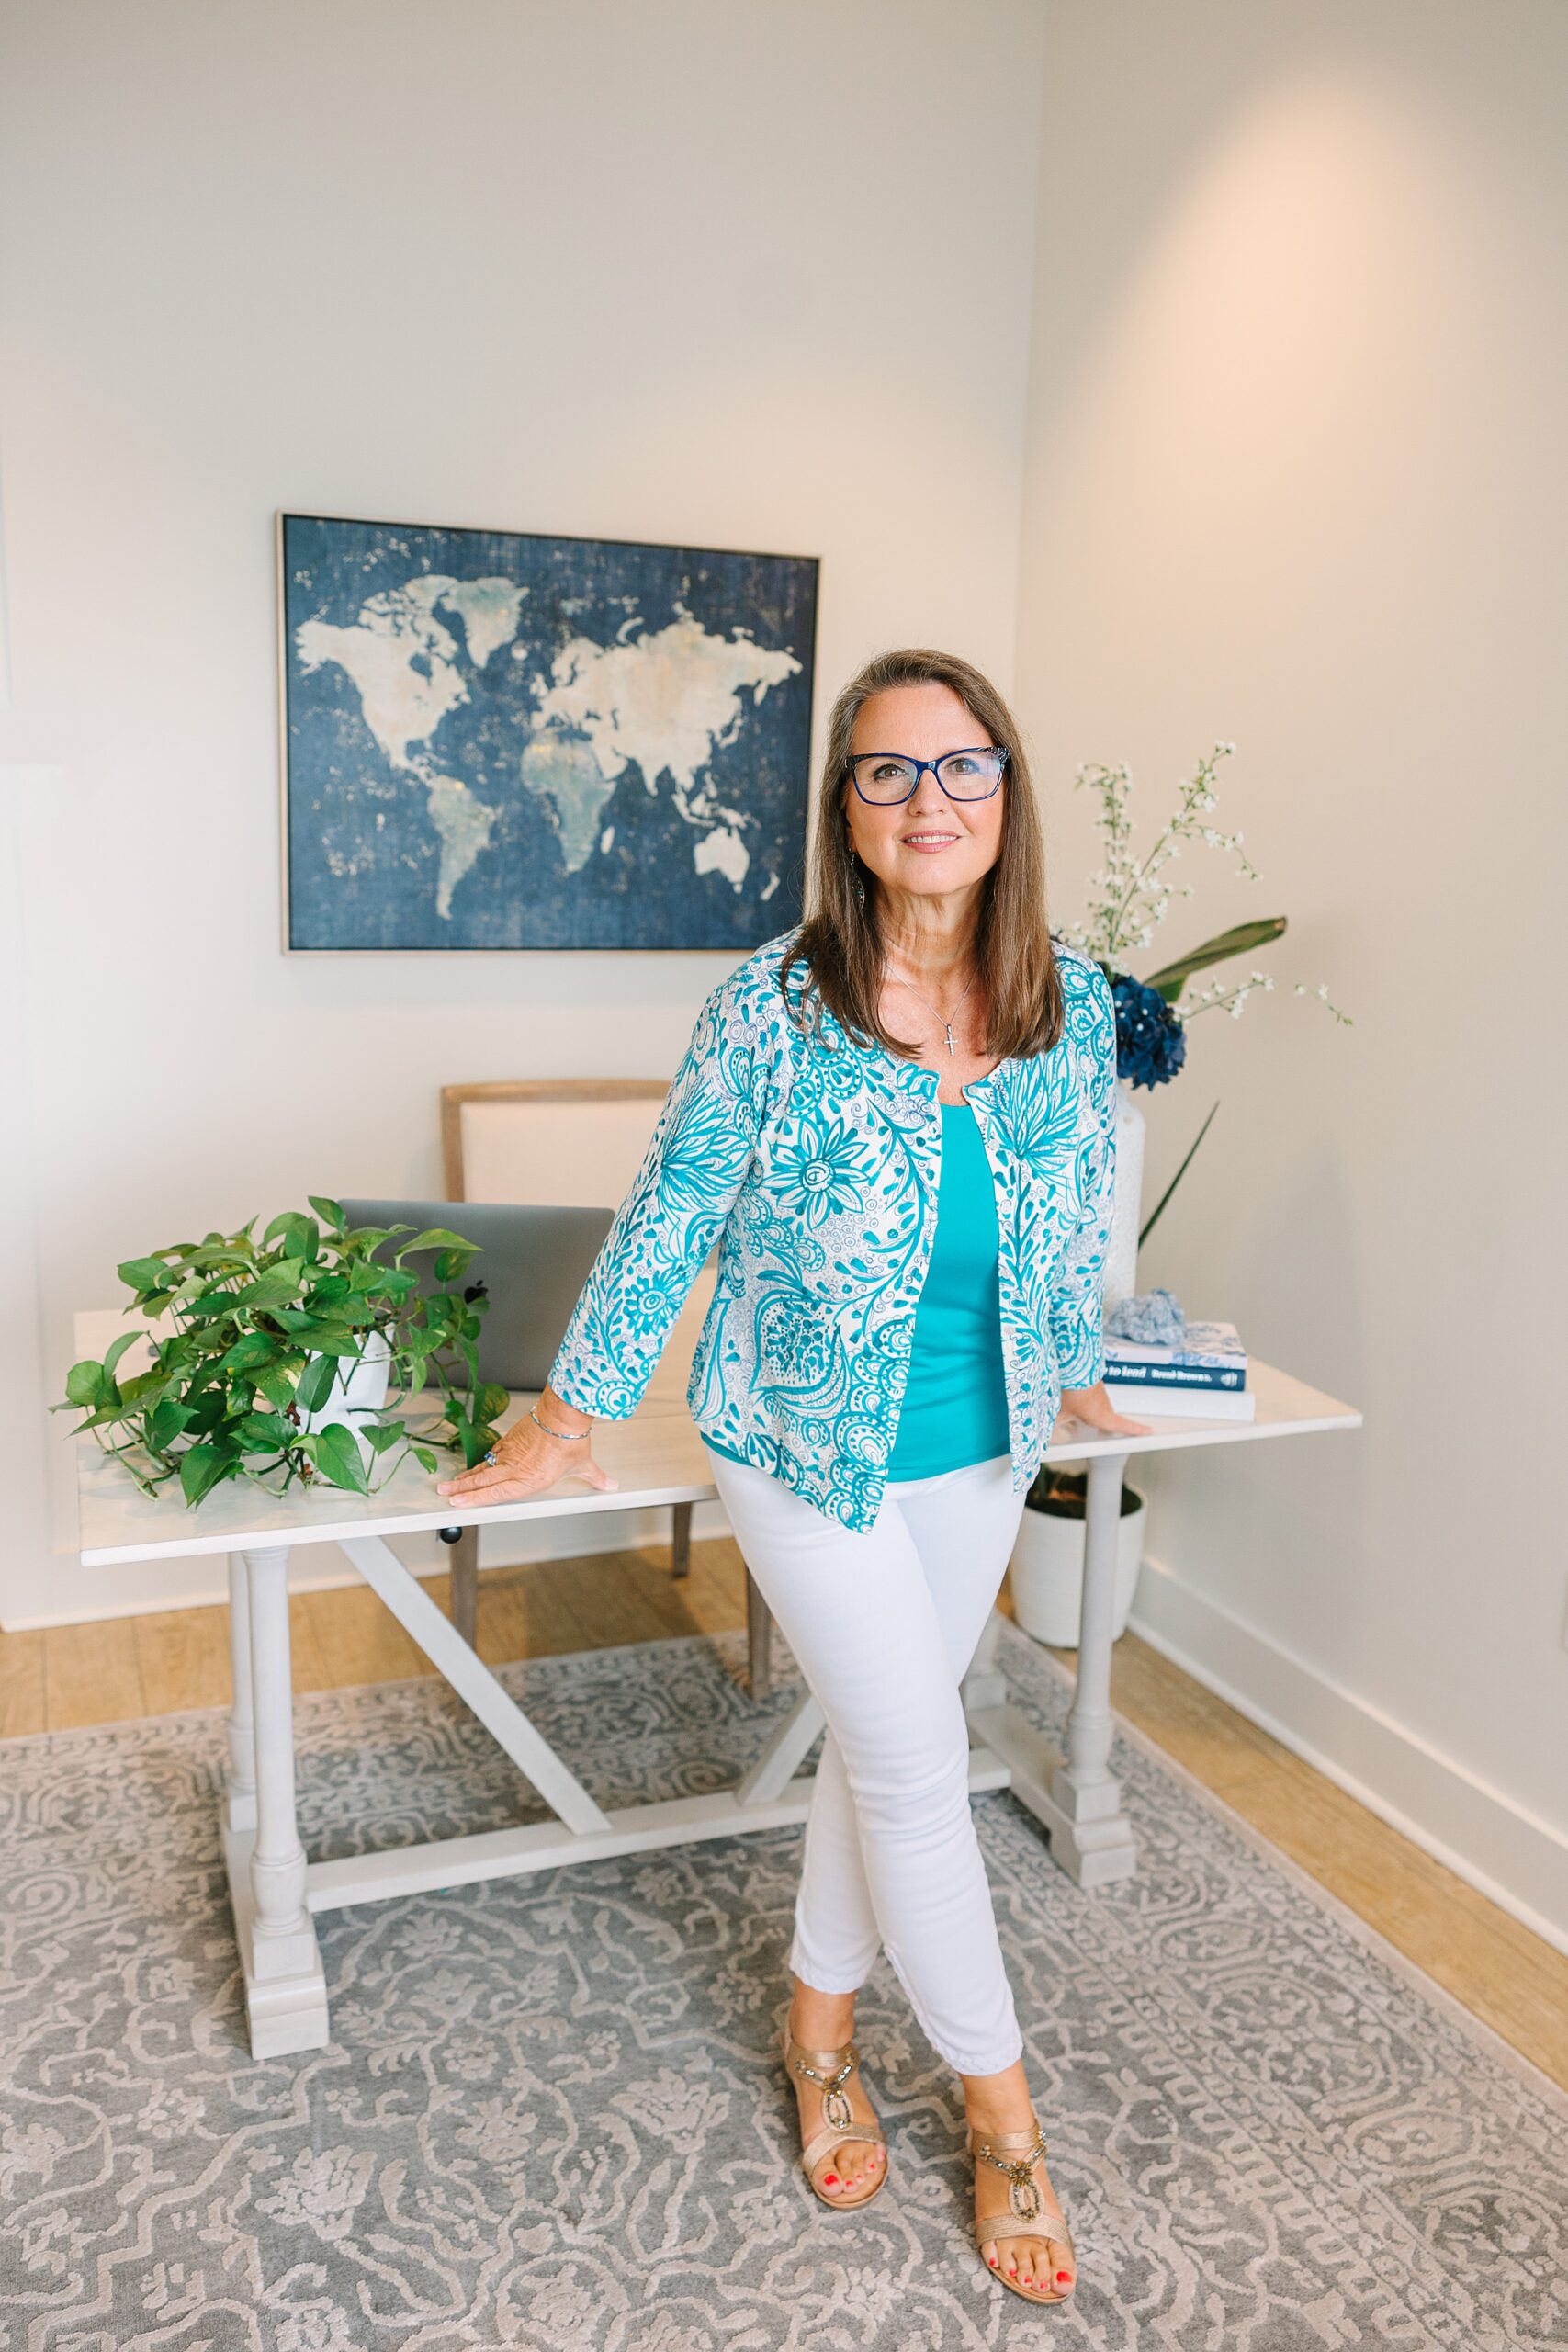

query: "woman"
xmin=438 ymin=647 xmax=1150 ymax=2308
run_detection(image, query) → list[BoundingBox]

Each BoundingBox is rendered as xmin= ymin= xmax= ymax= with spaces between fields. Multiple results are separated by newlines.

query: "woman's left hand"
xmin=1052 ymin=1381 xmax=1153 ymax=1440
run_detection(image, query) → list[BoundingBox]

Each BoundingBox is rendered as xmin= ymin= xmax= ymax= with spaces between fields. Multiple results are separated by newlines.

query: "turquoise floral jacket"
xmin=547 ymin=928 xmax=1117 ymax=1532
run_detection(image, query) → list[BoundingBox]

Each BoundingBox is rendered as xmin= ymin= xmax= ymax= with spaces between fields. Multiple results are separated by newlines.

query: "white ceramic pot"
xmin=1100 ymin=1078 xmax=1145 ymax=1310
xmin=298 ymin=1329 xmax=392 ymax=1465
xmin=1008 ymin=1478 xmax=1146 ymax=1648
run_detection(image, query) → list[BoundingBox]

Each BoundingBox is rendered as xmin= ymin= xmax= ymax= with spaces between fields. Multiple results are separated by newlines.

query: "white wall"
xmin=1013 ymin=0 xmax=1568 ymax=1940
xmin=0 ymin=0 xmax=1045 ymax=1620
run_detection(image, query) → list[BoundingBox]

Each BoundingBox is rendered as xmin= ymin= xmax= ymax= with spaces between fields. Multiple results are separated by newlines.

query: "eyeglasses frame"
xmin=844 ymin=744 xmax=1010 ymax=806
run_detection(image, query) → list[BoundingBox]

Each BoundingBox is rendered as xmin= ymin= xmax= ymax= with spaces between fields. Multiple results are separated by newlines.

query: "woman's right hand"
xmin=434 ymin=1391 xmax=619 ymax=1506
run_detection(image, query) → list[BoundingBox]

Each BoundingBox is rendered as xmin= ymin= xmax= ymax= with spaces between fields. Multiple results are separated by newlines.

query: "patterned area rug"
xmin=2 ymin=1617 xmax=1564 ymax=2352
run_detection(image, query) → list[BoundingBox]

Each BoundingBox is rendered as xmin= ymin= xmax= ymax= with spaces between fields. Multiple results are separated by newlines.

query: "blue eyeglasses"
xmin=846 ymin=746 xmax=1009 ymax=805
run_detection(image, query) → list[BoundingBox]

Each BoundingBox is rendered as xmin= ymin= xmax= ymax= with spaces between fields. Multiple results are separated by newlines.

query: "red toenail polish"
xmin=1056 ymin=2270 xmax=1071 ymax=2283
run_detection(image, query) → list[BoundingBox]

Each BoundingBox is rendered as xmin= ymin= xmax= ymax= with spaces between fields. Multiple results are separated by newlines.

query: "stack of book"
xmin=1101 ymin=1318 xmax=1255 ymax=1421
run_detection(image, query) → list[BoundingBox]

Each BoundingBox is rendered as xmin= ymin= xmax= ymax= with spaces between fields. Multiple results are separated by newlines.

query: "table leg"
xmin=745 ymin=1567 xmax=773 ymax=1700
xmin=221 ymin=1544 xmax=329 ymax=2056
xmin=222 ymin=1549 xmax=256 ymax=1835
xmin=1046 ymin=1450 xmax=1137 ymax=1883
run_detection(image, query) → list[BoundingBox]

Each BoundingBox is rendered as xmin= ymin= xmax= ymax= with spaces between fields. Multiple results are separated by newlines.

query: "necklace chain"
xmin=889 ymin=967 xmax=977 ymax=1058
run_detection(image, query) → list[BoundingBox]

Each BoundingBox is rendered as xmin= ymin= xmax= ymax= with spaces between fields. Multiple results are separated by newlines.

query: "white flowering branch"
xmin=1056 ymin=739 xmax=1350 ymax=1029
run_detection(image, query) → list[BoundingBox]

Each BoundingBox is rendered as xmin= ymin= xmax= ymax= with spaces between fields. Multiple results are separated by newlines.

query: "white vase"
xmin=298 ymin=1329 xmax=392 ymax=1467
xmin=1100 ymin=1078 xmax=1145 ymax=1309
xmin=1007 ymin=1480 xmax=1146 ymax=1648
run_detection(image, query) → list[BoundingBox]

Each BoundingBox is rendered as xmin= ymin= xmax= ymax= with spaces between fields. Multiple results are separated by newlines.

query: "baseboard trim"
xmin=1128 ymin=1550 xmax=1568 ymax=1957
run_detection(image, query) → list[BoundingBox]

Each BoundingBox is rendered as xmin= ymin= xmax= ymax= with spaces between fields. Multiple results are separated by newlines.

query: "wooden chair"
xmin=438 ymin=1080 xmax=775 ymax=1695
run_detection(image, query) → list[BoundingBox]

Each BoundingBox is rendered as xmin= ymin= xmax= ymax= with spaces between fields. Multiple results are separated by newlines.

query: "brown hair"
xmin=779 ymin=647 xmax=1065 ymax=1060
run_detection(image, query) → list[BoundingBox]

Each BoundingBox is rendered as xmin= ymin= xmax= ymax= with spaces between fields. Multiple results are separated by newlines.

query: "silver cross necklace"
xmin=891 ymin=967 xmax=978 ymax=1057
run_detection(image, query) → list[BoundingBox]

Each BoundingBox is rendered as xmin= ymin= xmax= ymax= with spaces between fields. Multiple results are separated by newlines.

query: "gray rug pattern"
xmin=2 ymin=1618 xmax=1564 ymax=2351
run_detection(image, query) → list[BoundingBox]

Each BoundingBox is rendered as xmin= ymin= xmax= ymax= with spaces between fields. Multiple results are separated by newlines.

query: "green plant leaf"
xmin=361 ymin=1419 xmax=407 ymax=1455
xmin=411 ymin=1444 xmax=437 ymax=1474
xmin=309 ymin=1194 xmax=346 ymax=1233
xmin=341 ymin=1224 xmax=412 ymax=1256
xmin=234 ymin=1410 xmax=292 ymax=1451
xmin=478 ymin=1384 xmax=511 ymax=1421
xmin=63 ymin=1359 xmax=107 ymax=1408
xmin=118 ymin=1255 xmax=176 ymax=1295
xmin=294 ymin=1353 xmax=339 ymax=1414
xmin=309 ymin=1422 xmax=369 ymax=1494
xmin=230 ymin=1266 xmax=306 ymax=1311
xmin=148 ymin=1399 xmax=197 ymax=1448
xmin=219 ymin=1331 xmax=283 ymax=1376
xmin=179 ymin=1443 xmax=233 ymax=1507
xmin=264 ymin=1211 xmax=321 ymax=1263
xmin=1138 ymin=1099 xmax=1220 ymax=1247
xmin=396 ymin=1227 xmax=481 ymax=1257
xmin=1142 ymin=916 xmax=1288 ymax=1002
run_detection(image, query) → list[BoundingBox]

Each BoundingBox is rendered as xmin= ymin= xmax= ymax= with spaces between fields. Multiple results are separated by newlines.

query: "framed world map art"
xmin=277 ymin=512 xmax=819 ymax=950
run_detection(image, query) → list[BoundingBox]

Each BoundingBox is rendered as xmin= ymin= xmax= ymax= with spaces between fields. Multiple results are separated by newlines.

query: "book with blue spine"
xmin=1101 ymin=1318 xmax=1251 ymax=1414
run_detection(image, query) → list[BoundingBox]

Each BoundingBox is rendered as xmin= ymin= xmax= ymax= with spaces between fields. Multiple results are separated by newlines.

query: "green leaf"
xmin=179 ymin=1443 xmax=233 ymax=1508
xmin=295 ymin=1353 xmax=339 ymax=1414
xmin=101 ymin=1331 xmax=140 ymax=1383
xmin=309 ymin=1194 xmax=346 ymax=1232
xmin=230 ymin=1266 xmax=307 ymax=1310
xmin=309 ymin=1422 xmax=370 ymax=1494
xmin=361 ymin=1419 xmax=407 ymax=1455
xmin=1137 ymin=1099 xmax=1220 ymax=1248
xmin=118 ymin=1255 xmax=175 ymax=1295
xmin=478 ymin=1384 xmax=511 ymax=1421
xmin=411 ymin=1444 xmax=437 ymax=1474
xmin=255 ymin=1363 xmax=303 ymax=1411
xmin=396 ymin=1227 xmax=481 ymax=1257
xmin=1142 ymin=916 xmax=1288 ymax=1002
xmin=234 ymin=1410 xmax=292 ymax=1452
xmin=219 ymin=1331 xmax=283 ymax=1376
xmin=264 ymin=1212 xmax=321 ymax=1263
xmin=148 ymin=1399 xmax=197 ymax=1449
xmin=341 ymin=1224 xmax=412 ymax=1256
xmin=64 ymin=1359 xmax=107 ymax=1408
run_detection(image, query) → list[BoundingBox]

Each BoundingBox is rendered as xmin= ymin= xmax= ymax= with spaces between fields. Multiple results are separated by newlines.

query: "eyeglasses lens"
xmin=850 ymin=750 xmax=1006 ymax=803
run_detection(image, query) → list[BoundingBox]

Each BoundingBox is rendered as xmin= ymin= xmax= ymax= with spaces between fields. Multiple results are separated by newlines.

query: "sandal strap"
xmin=973 ymin=2212 xmax=1075 ymax=2253
xmin=801 ymin=2120 xmax=885 ymax=2176
xmin=784 ymin=2030 xmax=861 ymax=2078
xmin=966 ymin=2109 xmax=1044 ymax=2155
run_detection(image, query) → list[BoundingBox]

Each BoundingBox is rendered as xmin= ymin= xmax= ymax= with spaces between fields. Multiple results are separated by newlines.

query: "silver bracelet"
xmin=530 ymin=1404 xmax=590 ymax=1442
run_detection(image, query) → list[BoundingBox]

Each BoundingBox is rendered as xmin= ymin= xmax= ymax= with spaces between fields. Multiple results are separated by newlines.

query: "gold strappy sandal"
xmin=966 ymin=2109 xmax=1077 ymax=2305
xmin=780 ymin=2022 xmax=888 ymax=2210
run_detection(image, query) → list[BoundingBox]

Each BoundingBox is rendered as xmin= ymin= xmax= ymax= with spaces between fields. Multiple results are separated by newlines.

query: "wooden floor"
xmin=6 ymin=1535 xmax=1565 ymax=2094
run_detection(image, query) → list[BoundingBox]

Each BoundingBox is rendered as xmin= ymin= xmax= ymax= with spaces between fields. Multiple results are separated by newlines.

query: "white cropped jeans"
xmin=704 ymin=1442 xmax=1030 ymax=2076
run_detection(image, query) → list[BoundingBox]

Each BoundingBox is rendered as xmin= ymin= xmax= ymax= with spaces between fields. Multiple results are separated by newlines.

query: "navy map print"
xmin=279 ymin=514 xmax=818 ymax=949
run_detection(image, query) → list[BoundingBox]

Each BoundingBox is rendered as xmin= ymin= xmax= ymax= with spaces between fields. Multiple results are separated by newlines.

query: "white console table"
xmin=72 ymin=1307 xmax=1359 ymax=2058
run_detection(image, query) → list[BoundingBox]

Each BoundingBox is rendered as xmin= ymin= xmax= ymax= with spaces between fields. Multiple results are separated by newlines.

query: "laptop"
xmin=338 ymin=1198 xmax=613 ymax=1393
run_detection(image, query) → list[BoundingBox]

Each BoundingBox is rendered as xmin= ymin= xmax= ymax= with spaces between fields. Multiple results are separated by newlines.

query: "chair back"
xmin=441 ymin=1079 xmax=670 ymax=1206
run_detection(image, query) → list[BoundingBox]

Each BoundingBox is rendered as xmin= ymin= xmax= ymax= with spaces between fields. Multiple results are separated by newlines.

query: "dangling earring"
xmin=852 ymin=862 xmax=866 ymax=910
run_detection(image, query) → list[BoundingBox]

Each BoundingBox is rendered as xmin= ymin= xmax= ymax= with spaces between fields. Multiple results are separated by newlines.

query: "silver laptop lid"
xmin=337 ymin=1198 xmax=613 ymax=1394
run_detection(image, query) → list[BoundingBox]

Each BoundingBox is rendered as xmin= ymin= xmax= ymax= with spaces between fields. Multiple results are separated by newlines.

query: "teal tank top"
xmin=702 ymin=1101 xmax=1011 ymax=1486
xmin=884 ymin=1101 xmax=1011 ymax=1480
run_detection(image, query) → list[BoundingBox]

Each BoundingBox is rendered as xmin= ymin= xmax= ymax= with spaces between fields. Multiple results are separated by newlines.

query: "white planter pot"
xmin=298 ymin=1329 xmax=392 ymax=1466
xmin=1100 ymin=1078 xmax=1145 ymax=1310
xmin=1008 ymin=1479 xmax=1146 ymax=1648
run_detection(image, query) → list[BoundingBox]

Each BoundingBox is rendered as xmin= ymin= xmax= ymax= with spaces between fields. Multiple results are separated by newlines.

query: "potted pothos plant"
xmin=54 ymin=1197 xmax=509 ymax=1505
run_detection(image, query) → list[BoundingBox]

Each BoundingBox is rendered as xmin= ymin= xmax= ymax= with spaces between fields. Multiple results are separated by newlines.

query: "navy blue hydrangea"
xmin=1110 ymin=970 xmax=1188 ymax=1089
